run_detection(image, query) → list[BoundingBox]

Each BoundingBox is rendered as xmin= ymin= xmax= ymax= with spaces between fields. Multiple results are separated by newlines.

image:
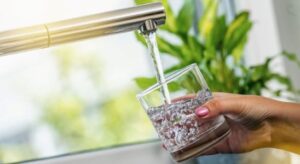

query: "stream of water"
xmin=144 ymin=32 xmax=171 ymax=104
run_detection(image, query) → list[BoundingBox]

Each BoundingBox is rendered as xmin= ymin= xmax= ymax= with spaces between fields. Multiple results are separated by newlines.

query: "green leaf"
xmin=269 ymin=73 xmax=293 ymax=91
xmin=168 ymin=82 xmax=182 ymax=92
xmin=282 ymin=51 xmax=300 ymax=67
xmin=181 ymin=76 xmax=199 ymax=93
xmin=134 ymin=31 xmax=183 ymax=60
xmin=202 ymin=0 xmax=213 ymax=7
xmin=212 ymin=15 xmax=227 ymax=48
xmin=251 ymin=67 xmax=264 ymax=81
xmin=232 ymin=36 xmax=247 ymax=63
xmin=250 ymin=57 xmax=273 ymax=81
xmin=223 ymin=12 xmax=252 ymax=55
xmin=134 ymin=77 xmax=156 ymax=90
xmin=164 ymin=64 xmax=186 ymax=74
xmin=187 ymin=35 xmax=203 ymax=62
xmin=180 ymin=44 xmax=195 ymax=62
xmin=176 ymin=0 xmax=195 ymax=34
xmin=198 ymin=0 xmax=218 ymax=41
xmin=157 ymin=0 xmax=177 ymax=33
xmin=134 ymin=31 xmax=146 ymax=46
xmin=156 ymin=36 xmax=183 ymax=59
xmin=134 ymin=76 xmax=181 ymax=92
xmin=203 ymin=14 xmax=227 ymax=51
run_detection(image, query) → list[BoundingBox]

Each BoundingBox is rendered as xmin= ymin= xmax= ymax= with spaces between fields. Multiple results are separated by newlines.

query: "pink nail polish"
xmin=195 ymin=107 xmax=209 ymax=117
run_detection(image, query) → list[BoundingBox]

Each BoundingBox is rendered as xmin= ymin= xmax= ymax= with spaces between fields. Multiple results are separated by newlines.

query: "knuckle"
xmin=207 ymin=99 xmax=223 ymax=114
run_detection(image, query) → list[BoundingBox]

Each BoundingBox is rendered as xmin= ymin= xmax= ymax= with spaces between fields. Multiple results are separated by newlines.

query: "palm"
xmin=204 ymin=116 xmax=270 ymax=155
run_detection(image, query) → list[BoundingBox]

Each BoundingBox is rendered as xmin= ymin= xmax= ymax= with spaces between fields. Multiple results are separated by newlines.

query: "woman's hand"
xmin=194 ymin=92 xmax=300 ymax=155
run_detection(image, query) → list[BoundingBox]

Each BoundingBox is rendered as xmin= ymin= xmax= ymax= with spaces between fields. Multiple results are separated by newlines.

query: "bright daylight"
xmin=0 ymin=0 xmax=300 ymax=164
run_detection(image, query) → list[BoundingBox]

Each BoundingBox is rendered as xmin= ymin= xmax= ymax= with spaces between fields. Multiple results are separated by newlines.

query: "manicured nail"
xmin=195 ymin=107 xmax=209 ymax=117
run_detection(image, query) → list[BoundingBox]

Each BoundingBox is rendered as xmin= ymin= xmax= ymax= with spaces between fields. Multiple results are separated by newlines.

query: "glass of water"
xmin=137 ymin=64 xmax=230 ymax=162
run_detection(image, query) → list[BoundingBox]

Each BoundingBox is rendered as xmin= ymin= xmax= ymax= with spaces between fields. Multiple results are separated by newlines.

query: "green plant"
xmin=134 ymin=0 xmax=300 ymax=98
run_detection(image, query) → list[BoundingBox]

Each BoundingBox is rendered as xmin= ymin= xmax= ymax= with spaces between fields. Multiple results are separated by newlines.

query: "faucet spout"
xmin=139 ymin=20 xmax=158 ymax=35
xmin=0 ymin=2 xmax=166 ymax=56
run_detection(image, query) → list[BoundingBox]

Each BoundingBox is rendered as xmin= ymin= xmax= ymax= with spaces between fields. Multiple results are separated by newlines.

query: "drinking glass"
xmin=137 ymin=64 xmax=230 ymax=162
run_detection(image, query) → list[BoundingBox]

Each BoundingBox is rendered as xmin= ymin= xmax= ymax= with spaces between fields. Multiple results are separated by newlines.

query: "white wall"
xmin=273 ymin=0 xmax=300 ymax=89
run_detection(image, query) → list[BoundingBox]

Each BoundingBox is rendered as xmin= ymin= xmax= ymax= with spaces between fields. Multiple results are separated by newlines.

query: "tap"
xmin=0 ymin=2 xmax=166 ymax=56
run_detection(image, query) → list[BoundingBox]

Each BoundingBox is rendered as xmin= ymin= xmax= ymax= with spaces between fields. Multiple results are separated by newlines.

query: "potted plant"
xmin=134 ymin=0 xmax=300 ymax=99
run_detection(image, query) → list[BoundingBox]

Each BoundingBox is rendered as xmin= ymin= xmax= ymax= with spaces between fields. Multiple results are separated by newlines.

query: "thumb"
xmin=195 ymin=97 xmax=244 ymax=119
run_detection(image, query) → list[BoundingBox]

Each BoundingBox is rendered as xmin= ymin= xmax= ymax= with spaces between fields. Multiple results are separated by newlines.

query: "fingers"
xmin=195 ymin=96 xmax=245 ymax=119
xmin=213 ymin=92 xmax=240 ymax=98
xmin=171 ymin=92 xmax=245 ymax=119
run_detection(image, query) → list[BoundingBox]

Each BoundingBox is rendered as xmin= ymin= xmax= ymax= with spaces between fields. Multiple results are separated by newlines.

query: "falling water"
xmin=144 ymin=32 xmax=171 ymax=104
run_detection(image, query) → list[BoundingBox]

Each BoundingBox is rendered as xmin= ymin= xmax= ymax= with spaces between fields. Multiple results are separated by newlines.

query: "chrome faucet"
xmin=0 ymin=2 xmax=165 ymax=56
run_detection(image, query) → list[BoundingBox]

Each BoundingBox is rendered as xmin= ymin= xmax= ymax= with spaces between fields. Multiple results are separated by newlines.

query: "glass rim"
xmin=136 ymin=63 xmax=208 ymax=99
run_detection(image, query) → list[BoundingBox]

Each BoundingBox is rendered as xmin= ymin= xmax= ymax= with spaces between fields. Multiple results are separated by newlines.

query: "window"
xmin=0 ymin=1 xmax=157 ymax=163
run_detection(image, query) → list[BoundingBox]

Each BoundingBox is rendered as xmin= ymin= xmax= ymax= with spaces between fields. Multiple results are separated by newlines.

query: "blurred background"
xmin=0 ymin=0 xmax=300 ymax=164
xmin=0 ymin=0 xmax=157 ymax=163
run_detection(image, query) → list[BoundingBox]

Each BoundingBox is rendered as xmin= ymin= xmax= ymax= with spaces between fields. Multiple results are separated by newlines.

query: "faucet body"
xmin=0 ymin=3 xmax=165 ymax=56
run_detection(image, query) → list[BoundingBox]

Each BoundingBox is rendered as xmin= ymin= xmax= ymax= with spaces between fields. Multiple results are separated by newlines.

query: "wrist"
xmin=267 ymin=100 xmax=300 ymax=154
xmin=250 ymin=98 xmax=300 ymax=154
xmin=269 ymin=118 xmax=300 ymax=154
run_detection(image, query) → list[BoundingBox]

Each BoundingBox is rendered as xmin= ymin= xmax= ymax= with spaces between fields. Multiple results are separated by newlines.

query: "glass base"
xmin=170 ymin=120 xmax=231 ymax=162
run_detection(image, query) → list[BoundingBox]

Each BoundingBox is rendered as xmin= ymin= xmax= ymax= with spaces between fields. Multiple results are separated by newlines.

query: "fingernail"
xmin=195 ymin=107 xmax=209 ymax=117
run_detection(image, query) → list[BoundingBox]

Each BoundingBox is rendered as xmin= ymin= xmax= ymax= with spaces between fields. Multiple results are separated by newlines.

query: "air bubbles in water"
xmin=147 ymin=89 xmax=214 ymax=152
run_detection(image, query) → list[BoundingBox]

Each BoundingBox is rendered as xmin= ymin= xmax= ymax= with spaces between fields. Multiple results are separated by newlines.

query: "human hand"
xmin=194 ymin=92 xmax=300 ymax=155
